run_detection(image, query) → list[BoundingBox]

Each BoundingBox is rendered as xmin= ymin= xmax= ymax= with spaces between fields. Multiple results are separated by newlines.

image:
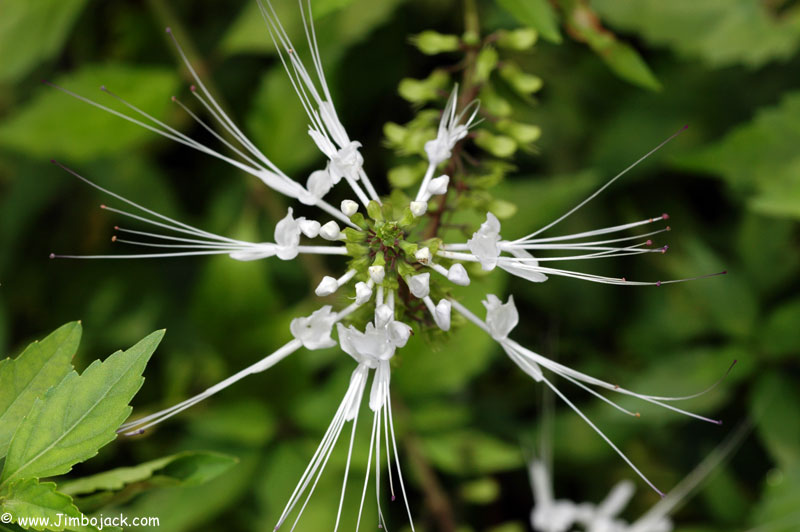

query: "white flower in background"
xmin=528 ymin=422 xmax=749 ymax=532
xmin=47 ymin=0 xmax=730 ymax=527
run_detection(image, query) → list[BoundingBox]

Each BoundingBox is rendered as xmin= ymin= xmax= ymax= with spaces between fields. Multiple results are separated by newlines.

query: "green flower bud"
xmin=411 ymin=31 xmax=461 ymax=55
xmin=474 ymin=130 xmax=518 ymax=158
xmin=480 ymin=85 xmax=512 ymax=118
xmin=496 ymin=119 xmax=542 ymax=144
xmin=497 ymin=28 xmax=538 ymax=50
xmin=473 ymin=47 xmax=499 ymax=84
xmin=367 ymin=200 xmax=383 ymax=221
xmin=398 ymin=70 xmax=450 ymax=103
xmin=499 ymin=63 xmax=543 ymax=95
xmin=343 ymin=227 xmax=367 ymax=243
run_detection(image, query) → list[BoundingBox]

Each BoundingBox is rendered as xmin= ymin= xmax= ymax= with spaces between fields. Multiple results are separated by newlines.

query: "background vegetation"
xmin=1 ymin=0 xmax=799 ymax=530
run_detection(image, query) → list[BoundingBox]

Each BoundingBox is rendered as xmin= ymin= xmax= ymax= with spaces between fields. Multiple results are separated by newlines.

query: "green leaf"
xmin=761 ymin=300 xmax=800 ymax=361
xmin=0 ymin=478 xmax=92 ymax=532
xmin=678 ymin=91 xmax=800 ymax=220
xmin=0 ymin=65 xmax=178 ymax=161
xmin=0 ymin=323 xmax=81 ymax=458
xmin=0 ymin=330 xmax=165 ymax=487
xmin=562 ymin=1 xmax=660 ymax=91
xmin=60 ymin=451 xmax=238 ymax=496
xmin=751 ymin=373 xmax=800 ymax=469
xmin=421 ymin=429 xmax=522 ymax=475
xmin=0 ymin=0 xmax=88 ymax=83
xmin=592 ymin=0 xmax=800 ymax=68
xmin=496 ymin=0 xmax=562 ymax=44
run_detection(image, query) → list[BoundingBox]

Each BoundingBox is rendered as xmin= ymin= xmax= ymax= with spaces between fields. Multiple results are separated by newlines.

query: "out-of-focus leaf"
xmin=61 ymin=451 xmax=238 ymax=496
xmin=678 ymin=91 xmax=800 ymax=219
xmin=0 ymin=65 xmax=178 ymax=161
xmin=221 ymin=0 xmax=403 ymax=57
xmin=0 ymin=0 xmax=88 ymax=83
xmin=761 ymin=300 xmax=800 ymax=362
xmin=120 ymin=451 xmax=258 ymax=532
xmin=752 ymin=466 xmax=800 ymax=531
xmin=592 ymin=0 xmax=800 ymax=68
xmin=751 ymin=373 xmax=800 ymax=469
xmin=562 ymin=1 xmax=660 ymax=91
xmin=736 ymin=214 xmax=800 ymax=297
xmin=0 ymin=322 xmax=80 ymax=457
xmin=0 ymin=330 xmax=164 ymax=485
xmin=247 ymin=67 xmax=321 ymax=175
xmin=60 ymin=451 xmax=237 ymax=513
xmin=461 ymin=477 xmax=500 ymax=504
xmin=422 ymin=429 xmax=522 ymax=475
xmin=187 ymin=400 xmax=276 ymax=446
xmin=496 ymin=0 xmax=562 ymax=44
xmin=0 ymin=479 xmax=94 ymax=532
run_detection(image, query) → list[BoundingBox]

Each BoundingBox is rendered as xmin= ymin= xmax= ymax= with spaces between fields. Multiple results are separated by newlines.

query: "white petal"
xmin=368 ymin=265 xmax=385 ymax=284
xmin=315 ymin=276 xmax=339 ymax=297
xmin=375 ymin=304 xmax=394 ymax=328
xmin=388 ymin=321 xmax=412 ymax=348
xmin=319 ymin=220 xmax=341 ymax=241
xmin=447 ymin=263 xmax=471 ymax=286
xmin=298 ymin=218 xmax=321 ymax=238
xmin=340 ymin=199 xmax=358 ymax=216
xmin=306 ymin=169 xmax=333 ymax=199
xmin=483 ymin=294 xmax=518 ymax=340
xmin=354 ymin=281 xmax=373 ymax=304
xmin=427 ymin=174 xmax=450 ymax=195
xmin=290 ymin=306 xmax=337 ymax=350
xmin=409 ymin=201 xmax=427 ymax=217
xmin=415 ymin=247 xmax=432 ymax=264
xmin=408 ymin=272 xmax=431 ymax=298
xmin=435 ymin=299 xmax=451 ymax=331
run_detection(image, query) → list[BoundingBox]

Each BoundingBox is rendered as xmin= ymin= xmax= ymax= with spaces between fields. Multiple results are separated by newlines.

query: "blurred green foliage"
xmin=0 ymin=0 xmax=799 ymax=531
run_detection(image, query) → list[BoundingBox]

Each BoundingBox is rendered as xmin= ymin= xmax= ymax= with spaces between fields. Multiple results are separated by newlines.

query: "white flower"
xmin=290 ymin=306 xmax=338 ymax=350
xmin=467 ymin=212 xmax=502 ymax=270
xmin=274 ymin=208 xmax=302 ymax=260
xmin=340 ymin=199 xmax=358 ymax=216
xmin=483 ymin=294 xmax=518 ymax=341
xmin=408 ymin=272 xmax=431 ymax=298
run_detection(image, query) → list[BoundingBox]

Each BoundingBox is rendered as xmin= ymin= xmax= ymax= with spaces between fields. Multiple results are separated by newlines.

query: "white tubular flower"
xmin=354 ymin=281 xmax=372 ymax=304
xmin=435 ymin=299 xmax=452 ymax=331
xmin=408 ymin=272 xmax=431 ymax=298
xmin=428 ymin=174 xmax=449 ymax=195
xmin=424 ymin=87 xmax=479 ymax=166
xmin=302 ymin=169 xmax=333 ymax=204
xmin=319 ymin=220 xmax=341 ymax=240
xmin=340 ymin=199 xmax=359 ymax=216
xmin=314 ymin=276 xmax=339 ymax=297
xmin=273 ymin=208 xmax=302 ymax=260
xmin=298 ymin=218 xmax=321 ymax=238
xmin=374 ymin=304 xmax=394 ymax=328
xmin=290 ymin=306 xmax=338 ymax=350
xmin=409 ymin=201 xmax=427 ymax=217
xmin=467 ymin=212 xmax=502 ymax=270
xmin=387 ymin=321 xmax=412 ymax=348
xmin=415 ymin=246 xmax=432 ymax=264
xmin=447 ymin=263 xmax=470 ymax=286
xmin=369 ymin=265 xmax=386 ymax=284
xmin=483 ymin=294 xmax=519 ymax=341
xmin=329 ymin=141 xmax=364 ymax=184
xmin=337 ymin=323 xmax=396 ymax=367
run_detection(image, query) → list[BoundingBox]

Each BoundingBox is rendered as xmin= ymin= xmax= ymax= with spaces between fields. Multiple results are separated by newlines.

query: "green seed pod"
xmin=499 ymin=63 xmax=543 ymax=95
xmin=497 ymin=28 xmax=538 ymax=50
xmin=474 ymin=130 xmax=518 ymax=158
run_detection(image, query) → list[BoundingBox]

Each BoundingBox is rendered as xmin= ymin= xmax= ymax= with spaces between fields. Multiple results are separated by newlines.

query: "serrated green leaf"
xmin=678 ymin=91 xmax=800 ymax=220
xmin=0 ymin=65 xmax=178 ymax=161
xmin=496 ymin=0 xmax=562 ymax=44
xmin=0 ymin=478 xmax=93 ymax=532
xmin=592 ymin=0 xmax=800 ymax=68
xmin=0 ymin=323 xmax=81 ymax=458
xmin=0 ymin=0 xmax=88 ymax=83
xmin=0 ymin=330 xmax=165 ymax=487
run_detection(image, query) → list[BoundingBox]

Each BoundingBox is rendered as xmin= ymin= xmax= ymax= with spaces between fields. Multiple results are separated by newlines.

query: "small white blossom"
xmin=408 ymin=272 xmax=431 ymax=298
xmin=427 ymin=174 xmax=450 ymax=195
xmin=354 ymin=281 xmax=372 ymax=304
xmin=447 ymin=263 xmax=471 ymax=285
xmin=290 ymin=305 xmax=338 ymax=350
xmin=467 ymin=212 xmax=502 ymax=270
xmin=409 ymin=200 xmax=427 ymax=217
xmin=298 ymin=218 xmax=321 ymax=238
xmin=483 ymin=294 xmax=518 ymax=341
xmin=315 ymin=275 xmax=338 ymax=297
xmin=340 ymin=199 xmax=358 ymax=216
xmin=337 ymin=322 xmax=397 ymax=367
xmin=434 ymin=299 xmax=451 ymax=330
xmin=369 ymin=265 xmax=385 ymax=284
xmin=301 ymin=169 xmax=333 ymax=204
xmin=415 ymin=247 xmax=432 ymax=264
xmin=319 ymin=220 xmax=341 ymax=240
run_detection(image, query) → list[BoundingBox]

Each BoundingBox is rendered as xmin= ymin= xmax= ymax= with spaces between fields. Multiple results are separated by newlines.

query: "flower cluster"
xmin=48 ymin=0 xmax=727 ymax=528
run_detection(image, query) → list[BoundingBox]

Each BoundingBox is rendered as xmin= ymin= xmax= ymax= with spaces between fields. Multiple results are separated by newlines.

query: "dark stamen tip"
xmin=49 ymin=253 xmax=56 ymax=259
xmin=50 ymin=159 xmax=56 ymax=164
xmin=114 ymin=225 xmax=119 ymax=231
xmin=100 ymin=204 xmax=107 ymax=209
xmin=111 ymin=235 xmax=117 ymax=242
xmin=165 ymin=27 xmax=172 ymax=34
xmin=662 ymin=213 xmax=670 ymax=220
xmin=635 ymin=412 xmax=641 ymax=418
xmin=100 ymin=85 xmax=107 ymax=92
xmin=665 ymin=225 xmax=671 ymax=231
xmin=190 ymin=84 xmax=197 ymax=92
xmin=656 ymin=281 xmax=662 ymax=287
xmin=721 ymin=270 xmax=728 ymax=275
xmin=621 ymin=277 xmax=626 ymax=282
xmin=646 ymin=240 xmax=652 ymax=246
xmin=681 ymin=124 xmax=689 ymax=131
xmin=170 ymin=95 xmax=176 ymax=102
xmin=714 ymin=419 xmax=723 ymax=426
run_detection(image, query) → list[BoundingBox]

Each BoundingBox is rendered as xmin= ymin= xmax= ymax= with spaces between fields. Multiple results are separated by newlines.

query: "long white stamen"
xmin=119 ymin=338 xmax=301 ymax=435
xmin=515 ymin=129 xmax=686 ymax=242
